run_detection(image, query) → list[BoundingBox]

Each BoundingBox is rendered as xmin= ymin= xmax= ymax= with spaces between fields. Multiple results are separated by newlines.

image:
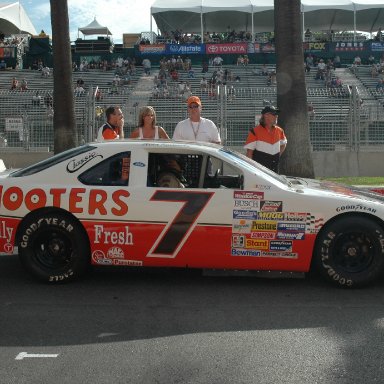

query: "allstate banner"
xmin=167 ymin=44 xmax=205 ymax=55
xmin=205 ymin=43 xmax=248 ymax=55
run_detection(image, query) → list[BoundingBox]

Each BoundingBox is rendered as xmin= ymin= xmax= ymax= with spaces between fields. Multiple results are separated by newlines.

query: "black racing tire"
xmin=313 ymin=215 xmax=384 ymax=288
xmin=18 ymin=211 xmax=90 ymax=283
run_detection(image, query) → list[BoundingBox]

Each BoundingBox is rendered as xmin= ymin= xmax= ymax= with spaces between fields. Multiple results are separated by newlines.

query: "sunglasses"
xmin=188 ymin=105 xmax=200 ymax=109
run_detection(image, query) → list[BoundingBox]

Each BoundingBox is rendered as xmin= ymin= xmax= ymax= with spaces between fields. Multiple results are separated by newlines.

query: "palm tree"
xmin=50 ymin=0 xmax=77 ymax=154
xmin=274 ymin=0 xmax=314 ymax=178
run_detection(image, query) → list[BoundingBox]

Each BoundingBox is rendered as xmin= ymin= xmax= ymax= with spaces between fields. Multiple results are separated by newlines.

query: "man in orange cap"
xmin=173 ymin=96 xmax=221 ymax=144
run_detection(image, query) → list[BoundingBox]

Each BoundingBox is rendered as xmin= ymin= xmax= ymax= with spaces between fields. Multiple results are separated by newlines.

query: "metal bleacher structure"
xmin=0 ymin=62 xmax=383 ymax=154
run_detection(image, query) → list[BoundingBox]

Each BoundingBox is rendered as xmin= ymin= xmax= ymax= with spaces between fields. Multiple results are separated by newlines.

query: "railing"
xmin=0 ymin=85 xmax=383 ymax=152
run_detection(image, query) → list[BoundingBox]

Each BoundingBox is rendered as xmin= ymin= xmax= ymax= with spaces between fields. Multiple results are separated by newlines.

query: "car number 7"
xmin=147 ymin=190 xmax=214 ymax=258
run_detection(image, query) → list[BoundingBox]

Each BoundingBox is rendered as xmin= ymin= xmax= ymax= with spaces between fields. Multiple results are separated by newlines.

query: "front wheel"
xmin=18 ymin=211 xmax=90 ymax=283
xmin=313 ymin=216 xmax=384 ymax=287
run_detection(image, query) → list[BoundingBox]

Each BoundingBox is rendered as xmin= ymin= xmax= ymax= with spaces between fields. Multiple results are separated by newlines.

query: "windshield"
xmin=10 ymin=145 xmax=97 ymax=177
xmin=219 ymin=148 xmax=288 ymax=184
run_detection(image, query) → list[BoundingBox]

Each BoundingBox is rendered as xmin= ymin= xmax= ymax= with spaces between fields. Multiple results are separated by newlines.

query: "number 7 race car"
xmin=1 ymin=139 xmax=384 ymax=287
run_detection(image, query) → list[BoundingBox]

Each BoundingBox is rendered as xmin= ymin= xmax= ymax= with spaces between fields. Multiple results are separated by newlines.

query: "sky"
xmin=20 ymin=0 xmax=158 ymax=43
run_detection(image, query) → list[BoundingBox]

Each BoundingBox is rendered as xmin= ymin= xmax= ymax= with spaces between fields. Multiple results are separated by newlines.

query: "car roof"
xmin=92 ymin=139 xmax=224 ymax=152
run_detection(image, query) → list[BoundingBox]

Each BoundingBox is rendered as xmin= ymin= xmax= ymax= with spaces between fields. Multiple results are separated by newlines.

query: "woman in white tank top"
xmin=130 ymin=106 xmax=169 ymax=140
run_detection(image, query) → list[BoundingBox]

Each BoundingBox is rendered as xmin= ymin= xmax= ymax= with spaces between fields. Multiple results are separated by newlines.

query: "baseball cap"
xmin=187 ymin=96 xmax=202 ymax=106
xmin=261 ymin=105 xmax=280 ymax=115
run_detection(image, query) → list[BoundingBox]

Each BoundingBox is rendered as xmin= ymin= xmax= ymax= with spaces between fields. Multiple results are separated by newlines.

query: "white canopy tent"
xmin=78 ymin=18 xmax=112 ymax=39
xmin=0 ymin=2 xmax=36 ymax=35
xmin=150 ymin=0 xmax=384 ymax=40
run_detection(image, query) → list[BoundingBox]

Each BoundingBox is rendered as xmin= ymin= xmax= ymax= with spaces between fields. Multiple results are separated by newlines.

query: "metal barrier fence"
xmin=0 ymin=85 xmax=383 ymax=152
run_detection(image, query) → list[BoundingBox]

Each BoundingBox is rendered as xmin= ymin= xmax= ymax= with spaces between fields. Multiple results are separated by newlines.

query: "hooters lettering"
xmin=0 ymin=186 xmax=130 ymax=217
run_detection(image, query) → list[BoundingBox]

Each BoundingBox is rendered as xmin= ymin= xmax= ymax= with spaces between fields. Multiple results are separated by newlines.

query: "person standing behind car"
xmin=130 ymin=106 xmax=169 ymax=140
xmin=97 ymin=106 xmax=125 ymax=141
xmin=244 ymin=106 xmax=287 ymax=173
xmin=173 ymin=96 xmax=221 ymax=144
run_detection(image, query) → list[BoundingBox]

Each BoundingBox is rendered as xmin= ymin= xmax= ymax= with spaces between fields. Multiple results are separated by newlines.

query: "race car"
xmin=1 ymin=139 xmax=384 ymax=287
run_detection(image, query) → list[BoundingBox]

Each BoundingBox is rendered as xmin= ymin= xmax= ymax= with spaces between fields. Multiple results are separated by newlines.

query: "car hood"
xmin=286 ymin=176 xmax=384 ymax=204
xmin=0 ymin=168 xmax=18 ymax=178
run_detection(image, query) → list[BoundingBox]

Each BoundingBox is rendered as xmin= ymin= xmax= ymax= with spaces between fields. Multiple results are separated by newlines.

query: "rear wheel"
xmin=314 ymin=216 xmax=384 ymax=287
xmin=18 ymin=211 xmax=90 ymax=283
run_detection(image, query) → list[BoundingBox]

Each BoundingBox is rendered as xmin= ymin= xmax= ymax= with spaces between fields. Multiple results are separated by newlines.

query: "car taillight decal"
xmin=148 ymin=190 xmax=214 ymax=258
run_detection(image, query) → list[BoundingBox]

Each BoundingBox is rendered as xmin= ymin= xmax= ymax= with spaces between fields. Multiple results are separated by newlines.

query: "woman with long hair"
xmin=130 ymin=106 xmax=169 ymax=140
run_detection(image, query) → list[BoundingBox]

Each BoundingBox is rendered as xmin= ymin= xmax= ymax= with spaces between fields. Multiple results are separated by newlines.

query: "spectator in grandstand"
xmin=213 ymin=56 xmax=223 ymax=67
xmin=376 ymin=79 xmax=384 ymax=93
xmin=244 ymin=105 xmax=287 ymax=173
xmin=173 ymin=96 xmax=221 ymax=144
xmin=201 ymin=60 xmax=209 ymax=73
xmin=97 ymin=106 xmax=125 ymax=141
xmin=371 ymin=64 xmax=379 ymax=78
xmin=305 ymin=54 xmax=314 ymax=67
xmin=10 ymin=77 xmax=18 ymax=90
xmin=20 ymin=78 xmax=28 ymax=91
xmin=142 ymin=58 xmax=151 ymax=75
xmin=130 ymin=106 xmax=169 ymax=140
xmin=44 ymin=92 xmax=53 ymax=109
xmin=237 ymin=55 xmax=245 ymax=66
xmin=41 ymin=66 xmax=50 ymax=77
xmin=32 ymin=91 xmax=42 ymax=106
xmin=333 ymin=55 xmax=341 ymax=68
xmin=375 ymin=28 xmax=383 ymax=42
xmin=354 ymin=55 xmax=362 ymax=66
xmin=188 ymin=67 xmax=195 ymax=78
xmin=368 ymin=54 xmax=376 ymax=65
xmin=307 ymin=102 xmax=315 ymax=120
xmin=315 ymin=59 xmax=326 ymax=80
xmin=74 ymin=84 xmax=85 ymax=97
xmin=0 ymin=60 xmax=6 ymax=70
xmin=200 ymin=76 xmax=208 ymax=92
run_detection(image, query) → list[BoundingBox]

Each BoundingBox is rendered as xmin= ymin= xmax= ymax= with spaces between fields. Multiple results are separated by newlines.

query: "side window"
xmin=203 ymin=156 xmax=244 ymax=189
xmin=147 ymin=153 xmax=202 ymax=188
xmin=78 ymin=151 xmax=131 ymax=186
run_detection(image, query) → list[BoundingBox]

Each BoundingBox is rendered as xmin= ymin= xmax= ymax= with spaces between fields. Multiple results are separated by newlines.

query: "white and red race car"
xmin=1 ymin=139 xmax=384 ymax=287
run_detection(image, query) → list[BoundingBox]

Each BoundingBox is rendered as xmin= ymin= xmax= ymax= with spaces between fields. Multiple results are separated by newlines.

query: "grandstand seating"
xmin=0 ymin=62 xmax=383 ymax=151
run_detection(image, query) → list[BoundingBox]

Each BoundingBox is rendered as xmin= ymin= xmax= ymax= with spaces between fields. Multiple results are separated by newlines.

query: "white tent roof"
xmin=151 ymin=0 xmax=384 ymax=34
xmin=78 ymin=18 xmax=112 ymax=37
xmin=0 ymin=2 xmax=36 ymax=35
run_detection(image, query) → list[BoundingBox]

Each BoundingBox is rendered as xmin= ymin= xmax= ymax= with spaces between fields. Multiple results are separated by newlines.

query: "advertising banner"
xmin=167 ymin=44 xmax=204 ymax=55
xmin=334 ymin=42 xmax=365 ymax=52
xmin=138 ymin=44 xmax=166 ymax=55
xmin=205 ymin=43 xmax=248 ymax=55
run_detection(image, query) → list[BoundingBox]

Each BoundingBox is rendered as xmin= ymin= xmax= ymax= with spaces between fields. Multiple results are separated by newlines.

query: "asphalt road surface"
xmin=1 ymin=255 xmax=384 ymax=384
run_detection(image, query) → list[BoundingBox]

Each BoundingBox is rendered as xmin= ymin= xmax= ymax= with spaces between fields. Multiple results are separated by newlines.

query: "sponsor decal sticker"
xmin=260 ymin=200 xmax=283 ymax=212
xmin=269 ymin=240 xmax=292 ymax=251
xmin=276 ymin=231 xmax=305 ymax=240
xmin=234 ymin=199 xmax=260 ymax=209
xmin=284 ymin=212 xmax=307 ymax=222
xmin=260 ymin=251 xmax=298 ymax=259
xmin=232 ymin=219 xmax=252 ymax=233
xmin=133 ymin=162 xmax=146 ymax=167
xmin=234 ymin=191 xmax=264 ymax=200
xmin=250 ymin=231 xmax=276 ymax=239
xmin=66 ymin=151 xmax=103 ymax=173
xmin=231 ymin=248 xmax=261 ymax=257
xmin=257 ymin=212 xmax=284 ymax=220
xmin=277 ymin=222 xmax=306 ymax=231
xmin=245 ymin=238 xmax=269 ymax=250
xmin=112 ymin=259 xmax=143 ymax=266
xmin=336 ymin=205 xmax=377 ymax=214
xmin=232 ymin=234 xmax=245 ymax=248
xmin=233 ymin=210 xmax=258 ymax=219
xmin=251 ymin=220 xmax=277 ymax=231
xmin=107 ymin=246 xmax=125 ymax=259
xmin=92 ymin=250 xmax=112 ymax=265
xmin=94 ymin=225 xmax=133 ymax=245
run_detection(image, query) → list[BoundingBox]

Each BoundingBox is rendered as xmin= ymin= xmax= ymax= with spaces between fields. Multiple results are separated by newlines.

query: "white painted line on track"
xmin=15 ymin=352 xmax=59 ymax=360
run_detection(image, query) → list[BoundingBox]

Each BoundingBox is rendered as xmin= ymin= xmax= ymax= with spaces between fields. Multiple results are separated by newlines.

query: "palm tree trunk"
xmin=50 ymin=0 xmax=77 ymax=154
xmin=274 ymin=0 xmax=314 ymax=178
